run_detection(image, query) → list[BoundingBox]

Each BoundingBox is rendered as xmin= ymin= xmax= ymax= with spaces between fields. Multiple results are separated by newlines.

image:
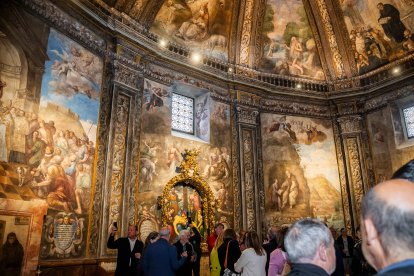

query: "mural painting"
xmin=261 ymin=114 xmax=343 ymax=228
xmin=138 ymin=79 xmax=232 ymax=239
xmin=151 ymin=0 xmax=233 ymax=60
xmin=259 ymin=0 xmax=325 ymax=80
xmin=340 ymin=0 xmax=414 ymax=73
xmin=0 ymin=28 xmax=102 ymax=259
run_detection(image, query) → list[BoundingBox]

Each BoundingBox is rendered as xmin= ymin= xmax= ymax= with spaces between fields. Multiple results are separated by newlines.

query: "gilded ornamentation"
xmin=364 ymin=84 xmax=414 ymax=111
xmin=315 ymin=0 xmax=345 ymax=79
xmin=239 ymin=0 xmax=254 ymax=65
xmin=338 ymin=116 xmax=361 ymax=134
xmin=231 ymin=106 xmax=242 ymax=230
xmin=242 ymin=130 xmax=255 ymax=230
xmin=236 ymin=91 xmax=261 ymax=106
xmin=160 ymin=149 xmax=216 ymax=237
xmin=346 ymin=138 xmax=364 ymax=223
xmin=235 ymin=106 xmax=259 ymax=125
xmin=333 ymin=123 xmax=352 ymax=233
xmin=261 ymin=99 xmax=330 ymax=117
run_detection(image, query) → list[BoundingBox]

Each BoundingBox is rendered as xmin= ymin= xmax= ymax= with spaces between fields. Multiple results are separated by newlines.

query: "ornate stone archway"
xmin=160 ymin=149 xmax=216 ymax=240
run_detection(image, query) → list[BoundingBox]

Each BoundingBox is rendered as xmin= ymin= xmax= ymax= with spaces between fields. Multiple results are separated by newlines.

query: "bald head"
xmin=361 ymin=179 xmax=414 ymax=259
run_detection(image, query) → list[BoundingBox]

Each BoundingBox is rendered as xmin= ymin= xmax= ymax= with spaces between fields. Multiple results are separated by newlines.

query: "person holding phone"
xmin=107 ymin=222 xmax=144 ymax=276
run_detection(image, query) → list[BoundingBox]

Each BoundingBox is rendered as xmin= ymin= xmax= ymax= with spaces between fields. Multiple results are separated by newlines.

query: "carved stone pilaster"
xmin=336 ymin=114 xmax=368 ymax=232
xmin=234 ymin=104 xmax=263 ymax=236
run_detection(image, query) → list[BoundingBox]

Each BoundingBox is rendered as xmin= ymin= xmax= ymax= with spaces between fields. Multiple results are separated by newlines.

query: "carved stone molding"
xmin=314 ymin=0 xmax=345 ymax=79
xmin=235 ymin=106 xmax=259 ymax=125
xmin=19 ymin=0 xmax=105 ymax=53
xmin=364 ymin=84 xmax=414 ymax=112
xmin=345 ymin=138 xmax=364 ymax=225
xmin=337 ymin=116 xmax=362 ymax=134
xmin=333 ymin=123 xmax=353 ymax=233
xmin=236 ymin=90 xmax=261 ymax=107
xmin=239 ymin=0 xmax=254 ymax=65
xmin=242 ymin=129 xmax=256 ymax=231
xmin=261 ymin=99 xmax=330 ymax=117
xmin=114 ymin=61 xmax=139 ymax=89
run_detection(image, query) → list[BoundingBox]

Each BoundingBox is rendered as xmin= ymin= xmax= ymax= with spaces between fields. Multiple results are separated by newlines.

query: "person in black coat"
xmin=218 ymin=228 xmax=241 ymax=276
xmin=0 ymin=232 xmax=24 ymax=276
xmin=336 ymin=228 xmax=354 ymax=275
xmin=189 ymin=224 xmax=202 ymax=276
xmin=107 ymin=224 xmax=144 ymax=276
xmin=174 ymin=229 xmax=194 ymax=276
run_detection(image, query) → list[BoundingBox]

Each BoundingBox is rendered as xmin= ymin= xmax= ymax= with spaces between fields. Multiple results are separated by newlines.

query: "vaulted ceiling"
xmin=100 ymin=0 xmax=414 ymax=83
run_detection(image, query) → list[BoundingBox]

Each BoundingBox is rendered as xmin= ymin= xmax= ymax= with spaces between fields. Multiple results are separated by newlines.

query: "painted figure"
xmin=377 ymin=3 xmax=407 ymax=43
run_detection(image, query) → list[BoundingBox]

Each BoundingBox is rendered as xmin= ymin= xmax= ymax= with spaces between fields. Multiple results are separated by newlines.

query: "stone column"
xmin=336 ymin=113 xmax=370 ymax=232
xmin=232 ymin=91 xmax=264 ymax=237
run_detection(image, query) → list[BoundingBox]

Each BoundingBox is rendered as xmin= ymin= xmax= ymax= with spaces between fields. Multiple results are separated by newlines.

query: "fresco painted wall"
xmin=151 ymin=0 xmax=233 ymax=60
xmin=340 ymin=0 xmax=414 ymax=74
xmin=261 ymin=113 xmax=343 ymax=228
xmin=0 ymin=27 xmax=102 ymax=259
xmin=366 ymin=100 xmax=414 ymax=182
xmin=138 ymin=79 xmax=232 ymax=241
xmin=259 ymin=0 xmax=325 ymax=80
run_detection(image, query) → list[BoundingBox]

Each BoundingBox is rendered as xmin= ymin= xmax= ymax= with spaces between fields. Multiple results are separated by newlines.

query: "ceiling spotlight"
xmin=191 ymin=53 xmax=202 ymax=63
xmin=228 ymin=67 xmax=233 ymax=73
xmin=296 ymin=84 xmax=302 ymax=89
xmin=392 ymin=67 xmax=401 ymax=75
xmin=159 ymin=39 xmax=167 ymax=48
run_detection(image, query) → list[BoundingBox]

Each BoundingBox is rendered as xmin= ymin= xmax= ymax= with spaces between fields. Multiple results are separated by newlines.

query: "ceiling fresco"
xmin=340 ymin=0 xmax=414 ymax=74
xmin=259 ymin=0 xmax=325 ymax=80
xmin=151 ymin=0 xmax=233 ymax=60
xmin=100 ymin=0 xmax=414 ymax=79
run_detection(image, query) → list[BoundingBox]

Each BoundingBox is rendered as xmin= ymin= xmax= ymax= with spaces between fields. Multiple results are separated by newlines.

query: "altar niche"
xmin=159 ymin=149 xmax=216 ymax=242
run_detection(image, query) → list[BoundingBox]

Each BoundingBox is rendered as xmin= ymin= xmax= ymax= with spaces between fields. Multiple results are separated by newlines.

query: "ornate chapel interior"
xmin=0 ymin=0 xmax=413 ymax=275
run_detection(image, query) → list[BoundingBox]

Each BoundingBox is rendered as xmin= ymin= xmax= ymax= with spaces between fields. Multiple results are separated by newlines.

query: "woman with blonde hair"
xmin=210 ymin=231 xmax=224 ymax=276
xmin=234 ymin=230 xmax=267 ymax=276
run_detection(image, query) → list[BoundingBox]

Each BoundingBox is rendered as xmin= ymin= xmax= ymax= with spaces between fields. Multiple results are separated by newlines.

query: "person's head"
xmin=391 ymin=159 xmax=414 ymax=182
xmin=159 ymin=227 xmax=170 ymax=241
xmin=340 ymin=228 xmax=347 ymax=237
xmin=179 ymin=229 xmax=190 ymax=244
xmin=277 ymin=226 xmax=289 ymax=251
xmin=127 ymin=225 xmax=138 ymax=239
xmin=355 ymin=226 xmax=361 ymax=240
xmin=214 ymin=222 xmax=224 ymax=235
xmin=244 ymin=231 xmax=265 ymax=256
xmin=285 ymin=219 xmax=336 ymax=274
xmin=377 ymin=3 xmax=384 ymax=10
xmin=360 ymin=179 xmax=414 ymax=271
xmin=144 ymin=231 xmax=159 ymax=249
xmin=6 ymin=232 xmax=18 ymax=245
xmin=223 ymin=228 xmax=237 ymax=240
xmin=267 ymin=226 xmax=279 ymax=241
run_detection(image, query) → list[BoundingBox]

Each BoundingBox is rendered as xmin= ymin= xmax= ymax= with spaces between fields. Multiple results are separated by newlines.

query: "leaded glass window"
xmin=172 ymin=93 xmax=194 ymax=133
xmin=403 ymin=106 xmax=414 ymax=139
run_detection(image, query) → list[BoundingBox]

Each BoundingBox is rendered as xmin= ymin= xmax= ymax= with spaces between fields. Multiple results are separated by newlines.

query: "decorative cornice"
xmin=261 ymin=99 xmax=331 ymax=117
xmin=364 ymin=84 xmax=414 ymax=112
xmin=114 ymin=61 xmax=139 ymax=89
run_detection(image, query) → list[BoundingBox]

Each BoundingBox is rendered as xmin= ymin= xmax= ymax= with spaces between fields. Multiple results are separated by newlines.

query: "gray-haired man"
xmin=285 ymin=218 xmax=336 ymax=275
xmin=360 ymin=179 xmax=414 ymax=275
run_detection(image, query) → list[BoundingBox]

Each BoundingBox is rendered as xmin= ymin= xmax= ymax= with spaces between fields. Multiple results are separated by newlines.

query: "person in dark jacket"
xmin=336 ymin=228 xmax=354 ymax=275
xmin=351 ymin=226 xmax=375 ymax=276
xmin=360 ymin=179 xmax=414 ymax=276
xmin=285 ymin=219 xmax=336 ymax=276
xmin=262 ymin=226 xmax=279 ymax=275
xmin=107 ymin=224 xmax=144 ymax=276
xmin=0 ymin=232 xmax=24 ymax=276
xmin=174 ymin=229 xmax=194 ymax=276
xmin=189 ymin=224 xmax=202 ymax=276
xmin=218 ymin=228 xmax=241 ymax=276
xmin=142 ymin=227 xmax=187 ymax=276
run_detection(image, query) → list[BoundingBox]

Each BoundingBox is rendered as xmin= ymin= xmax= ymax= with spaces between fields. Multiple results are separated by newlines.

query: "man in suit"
xmin=336 ymin=227 xmax=354 ymax=275
xmin=142 ymin=226 xmax=187 ymax=276
xmin=360 ymin=179 xmax=414 ymax=275
xmin=107 ymin=224 xmax=144 ymax=276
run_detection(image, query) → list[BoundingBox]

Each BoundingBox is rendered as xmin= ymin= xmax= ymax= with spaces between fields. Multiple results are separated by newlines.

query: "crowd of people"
xmin=108 ymin=159 xmax=414 ymax=276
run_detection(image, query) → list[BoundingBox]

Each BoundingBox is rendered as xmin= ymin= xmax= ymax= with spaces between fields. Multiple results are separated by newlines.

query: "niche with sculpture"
xmin=159 ymin=149 xmax=216 ymax=241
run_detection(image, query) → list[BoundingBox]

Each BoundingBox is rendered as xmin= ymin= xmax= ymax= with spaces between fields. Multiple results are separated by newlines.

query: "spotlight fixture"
xmin=191 ymin=52 xmax=202 ymax=63
xmin=159 ymin=39 xmax=167 ymax=48
xmin=296 ymin=84 xmax=302 ymax=89
xmin=392 ymin=67 xmax=401 ymax=75
xmin=228 ymin=67 xmax=233 ymax=73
